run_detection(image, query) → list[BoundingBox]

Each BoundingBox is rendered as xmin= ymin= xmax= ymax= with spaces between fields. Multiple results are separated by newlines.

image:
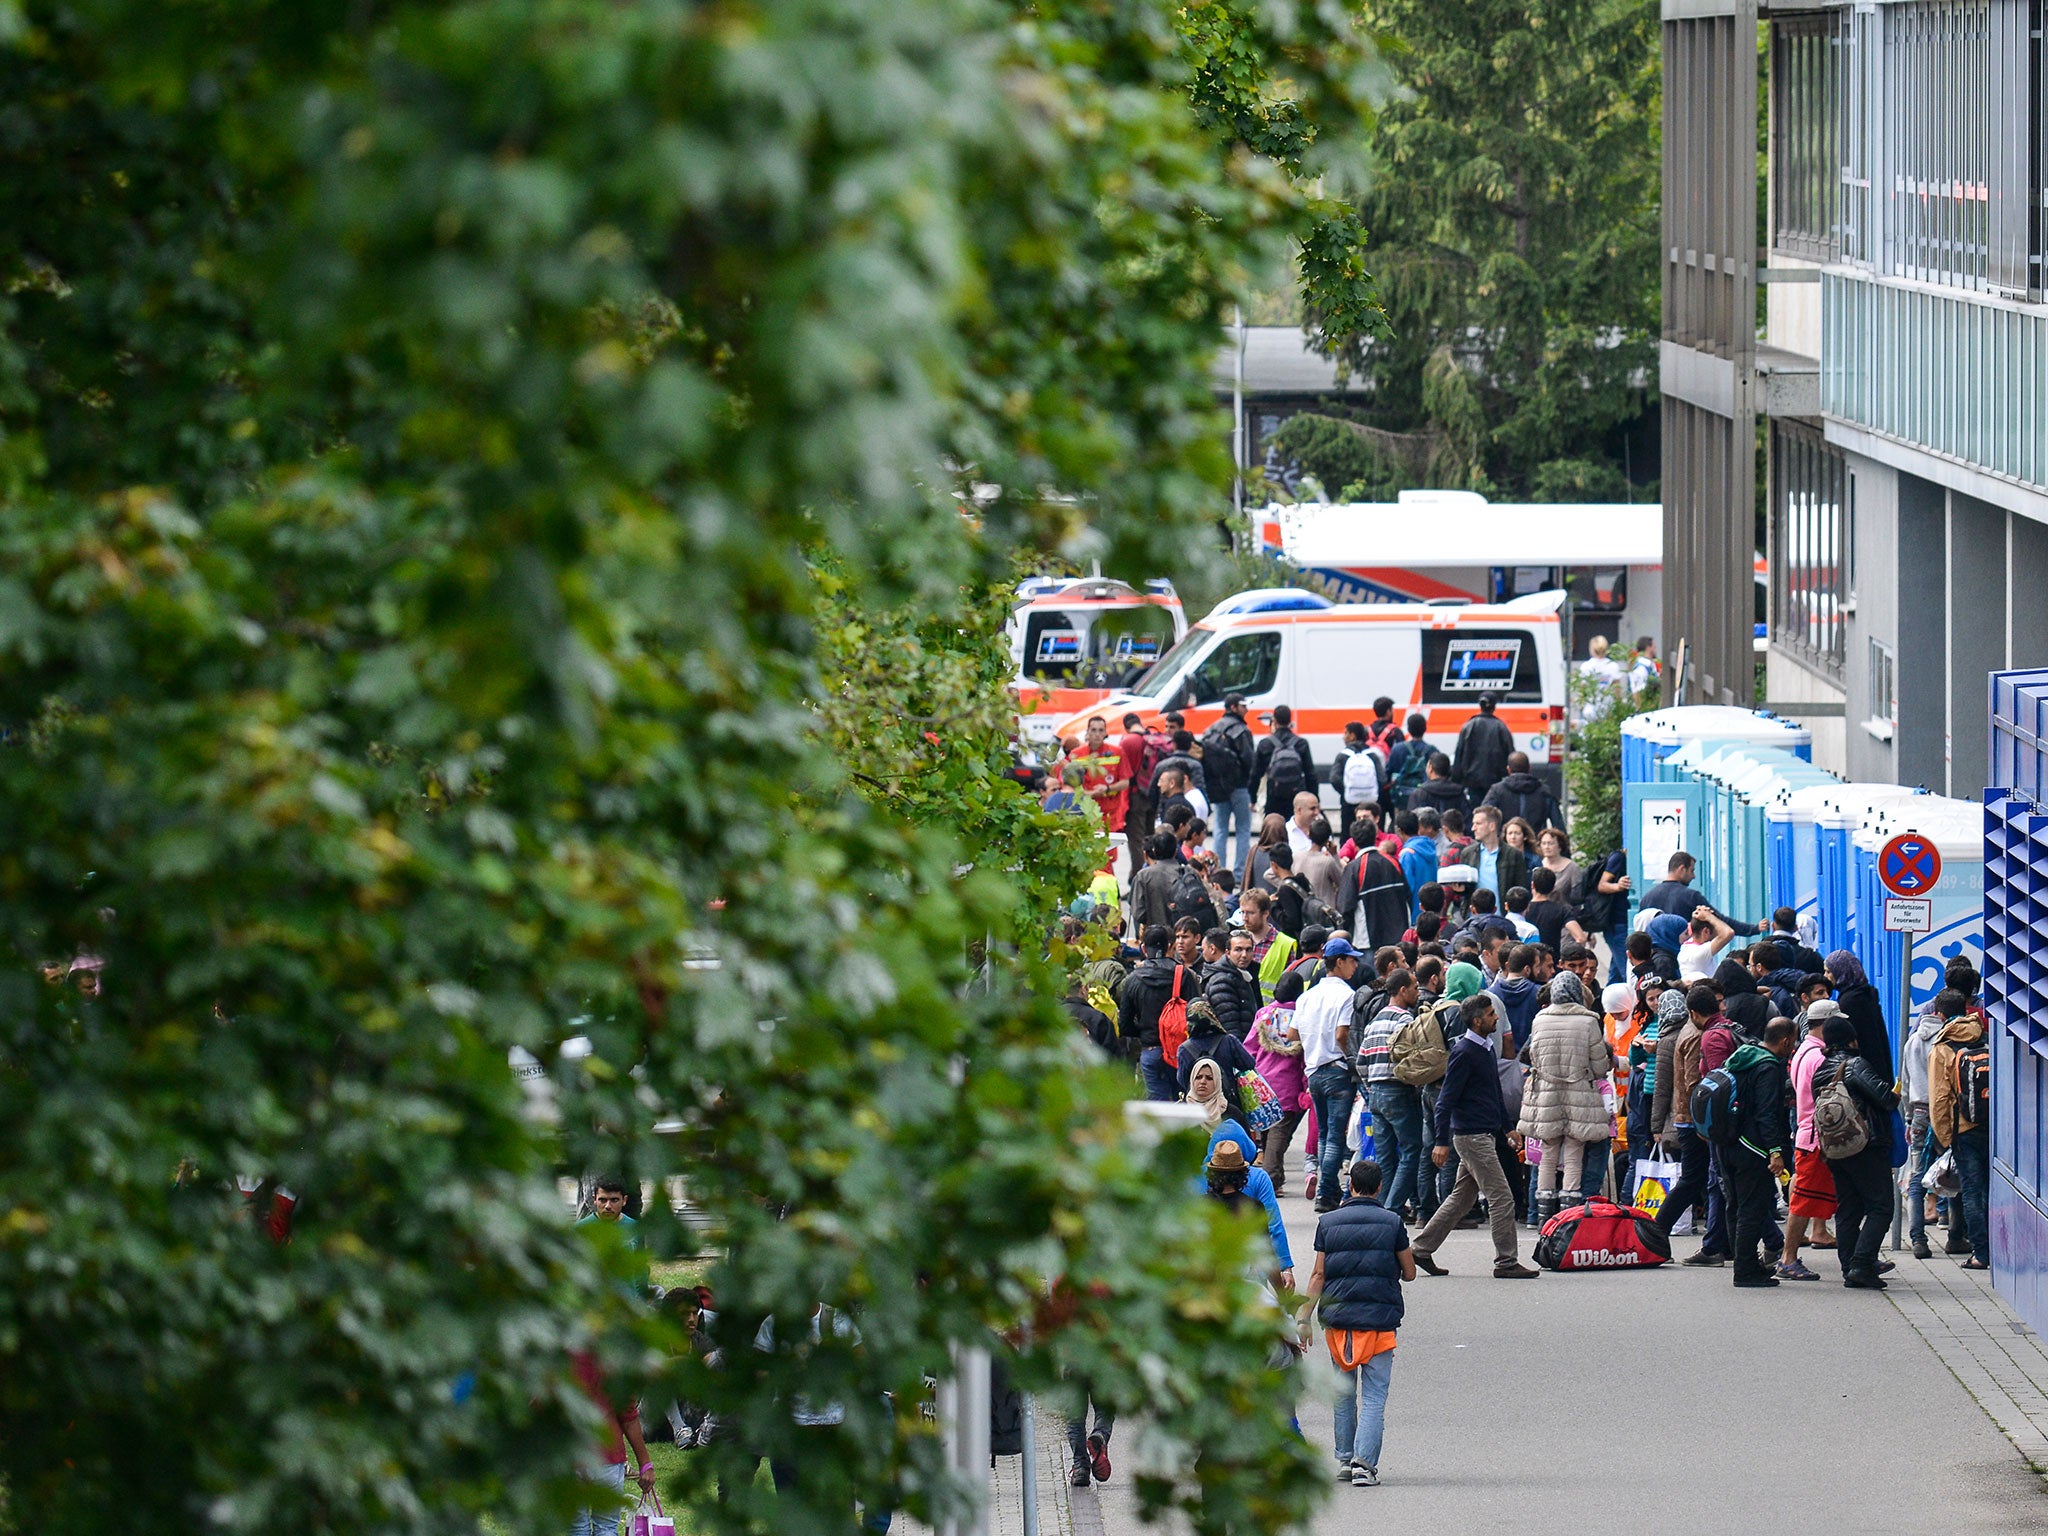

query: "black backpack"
xmin=1165 ymin=867 xmax=1214 ymax=929
xmin=1690 ymin=1066 xmax=1741 ymax=1145
xmin=1391 ymin=743 xmax=1431 ymax=800
xmin=1954 ymin=1038 xmax=1991 ymax=1131
xmin=1265 ymin=736 xmax=1306 ymax=802
xmin=1200 ymin=719 xmax=1246 ymax=794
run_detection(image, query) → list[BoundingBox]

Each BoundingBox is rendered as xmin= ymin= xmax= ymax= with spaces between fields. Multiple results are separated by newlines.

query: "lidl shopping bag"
xmin=1631 ymin=1153 xmax=1692 ymax=1236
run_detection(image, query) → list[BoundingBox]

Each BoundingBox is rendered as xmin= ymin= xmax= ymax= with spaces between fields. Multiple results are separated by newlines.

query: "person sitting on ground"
xmin=1307 ymin=1158 xmax=1415 ymax=1489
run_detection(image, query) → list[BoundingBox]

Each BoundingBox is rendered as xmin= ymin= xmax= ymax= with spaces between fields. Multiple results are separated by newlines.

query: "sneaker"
xmin=1493 ymin=1261 xmax=1540 ymax=1279
xmin=1776 ymin=1260 xmax=1820 ymax=1281
xmin=1351 ymin=1463 xmax=1379 ymax=1487
xmin=1911 ymin=1238 xmax=1932 ymax=1260
xmin=1088 ymin=1434 xmax=1111 ymax=1484
xmin=1071 ymin=1464 xmax=1092 ymax=1489
xmin=1682 ymin=1250 xmax=1727 ymax=1267
xmin=1303 ymin=1171 xmax=1318 ymax=1203
xmin=1413 ymin=1249 xmax=1448 ymax=1277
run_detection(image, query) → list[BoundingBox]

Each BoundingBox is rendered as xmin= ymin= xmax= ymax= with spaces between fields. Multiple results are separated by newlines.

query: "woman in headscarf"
xmin=1515 ymin=971 xmax=1616 ymax=1220
xmin=1825 ymin=950 xmax=1894 ymax=1080
xmin=1186 ymin=1055 xmax=1252 ymax=1139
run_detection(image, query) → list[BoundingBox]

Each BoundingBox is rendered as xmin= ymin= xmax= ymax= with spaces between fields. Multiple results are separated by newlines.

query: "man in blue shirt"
xmin=1395 ymin=809 xmax=1440 ymax=923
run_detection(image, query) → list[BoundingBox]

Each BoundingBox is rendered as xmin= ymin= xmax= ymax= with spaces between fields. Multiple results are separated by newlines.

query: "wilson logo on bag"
xmin=1532 ymin=1200 xmax=1672 ymax=1271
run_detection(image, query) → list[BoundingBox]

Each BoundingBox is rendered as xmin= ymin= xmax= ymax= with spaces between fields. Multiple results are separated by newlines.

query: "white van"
xmin=1044 ymin=594 xmax=1569 ymax=781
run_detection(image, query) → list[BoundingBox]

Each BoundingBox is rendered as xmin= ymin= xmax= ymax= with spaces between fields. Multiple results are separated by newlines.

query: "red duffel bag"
xmin=1532 ymin=1199 xmax=1672 ymax=1271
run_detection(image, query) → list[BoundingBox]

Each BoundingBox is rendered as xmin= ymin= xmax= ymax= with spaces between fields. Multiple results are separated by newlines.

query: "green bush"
xmin=1268 ymin=413 xmax=1403 ymax=501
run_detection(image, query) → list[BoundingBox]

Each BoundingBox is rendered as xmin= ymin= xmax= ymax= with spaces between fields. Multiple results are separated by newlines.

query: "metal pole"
xmin=1891 ymin=928 xmax=1915 ymax=1252
xmin=1019 ymin=1389 xmax=1039 ymax=1536
xmin=1233 ymin=304 xmax=1246 ymax=533
xmin=939 ymin=1343 xmax=992 ymax=1536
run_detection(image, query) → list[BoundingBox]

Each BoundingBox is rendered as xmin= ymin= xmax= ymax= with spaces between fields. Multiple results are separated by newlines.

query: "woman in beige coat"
xmin=1516 ymin=972 xmax=1616 ymax=1221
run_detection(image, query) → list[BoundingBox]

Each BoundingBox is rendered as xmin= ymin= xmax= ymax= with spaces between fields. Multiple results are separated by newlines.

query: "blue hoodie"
xmin=1398 ymin=835 xmax=1439 ymax=922
xmin=1487 ymin=973 xmax=1542 ymax=1053
xmin=1205 ymin=1122 xmax=1295 ymax=1270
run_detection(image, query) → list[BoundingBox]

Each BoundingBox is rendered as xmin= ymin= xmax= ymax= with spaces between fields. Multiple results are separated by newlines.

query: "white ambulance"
xmin=1008 ymin=577 xmax=1186 ymax=744
xmin=1043 ymin=593 xmax=1569 ymax=776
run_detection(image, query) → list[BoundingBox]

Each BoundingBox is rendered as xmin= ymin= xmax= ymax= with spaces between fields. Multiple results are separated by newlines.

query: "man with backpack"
xmin=1117 ymin=712 xmax=1169 ymax=840
xmin=1266 ymin=844 xmax=1336 ymax=940
xmin=1715 ymin=1018 xmax=1797 ymax=1288
xmin=1386 ymin=713 xmax=1434 ymax=803
xmin=1116 ymin=925 xmax=1189 ymax=1103
xmin=1128 ymin=832 xmax=1183 ymax=937
xmin=1341 ymin=834 xmax=1412 ymax=953
xmin=1356 ymin=968 xmax=1431 ymax=1223
xmin=1332 ymin=722 xmax=1385 ymax=832
xmin=1814 ymin=1014 xmax=1901 ymax=1288
xmin=1253 ymin=704 xmax=1316 ymax=817
xmin=1200 ymin=694 xmax=1258 ymax=877
xmin=1928 ymin=987 xmax=1991 ymax=1271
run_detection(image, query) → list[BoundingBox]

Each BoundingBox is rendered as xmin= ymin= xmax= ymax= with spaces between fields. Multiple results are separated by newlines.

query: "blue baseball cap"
xmin=1321 ymin=936 xmax=1362 ymax=960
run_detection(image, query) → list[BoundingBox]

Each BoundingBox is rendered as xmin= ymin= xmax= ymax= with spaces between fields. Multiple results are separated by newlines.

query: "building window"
xmin=1868 ymin=637 xmax=1897 ymax=741
xmin=1771 ymin=422 xmax=1849 ymax=680
xmin=1771 ymin=13 xmax=1845 ymax=261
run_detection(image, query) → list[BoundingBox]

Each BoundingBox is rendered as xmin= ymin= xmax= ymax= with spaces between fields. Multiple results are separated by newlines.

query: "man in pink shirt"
xmin=1776 ymin=999 xmax=1841 ymax=1281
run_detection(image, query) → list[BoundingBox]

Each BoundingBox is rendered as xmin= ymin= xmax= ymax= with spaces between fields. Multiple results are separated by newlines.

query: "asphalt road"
xmin=1093 ymin=1195 xmax=2048 ymax=1536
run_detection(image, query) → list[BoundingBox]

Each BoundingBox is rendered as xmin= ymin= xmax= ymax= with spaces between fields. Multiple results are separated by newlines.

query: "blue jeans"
xmin=570 ymin=1462 xmax=627 ymax=1536
xmin=1368 ymin=1082 xmax=1424 ymax=1218
xmin=1333 ymin=1348 xmax=1394 ymax=1468
xmin=1137 ymin=1047 xmax=1176 ymax=1103
xmin=1605 ymin=924 xmax=1629 ymax=983
xmin=1908 ymin=1105 xmax=1936 ymax=1242
xmin=1579 ymin=1138 xmax=1610 ymax=1202
xmin=1952 ymin=1129 xmax=1991 ymax=1263
xmin=1217 ymin=787 xmax=1254 ymax=876
xmin=1309 ymin=1061 xmax=1358 ymax=1204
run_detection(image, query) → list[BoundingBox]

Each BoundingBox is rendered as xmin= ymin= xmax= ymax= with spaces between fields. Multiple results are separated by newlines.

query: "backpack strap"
xmin=1170 ymin=965 xmax=1184 ymax=1002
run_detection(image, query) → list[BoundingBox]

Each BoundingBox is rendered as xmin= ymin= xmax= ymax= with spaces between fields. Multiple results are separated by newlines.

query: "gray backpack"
xmin=1811 ymin=1060 xmax=1869 ymax=1160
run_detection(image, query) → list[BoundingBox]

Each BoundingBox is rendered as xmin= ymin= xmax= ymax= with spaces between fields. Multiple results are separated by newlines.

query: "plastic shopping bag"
xmin=1346 ymin=1096 xmax=1375 ymax=1162
xmin=631 ymin=1492 xmax=675 ymax=1536
xmin=1631 ymin=1152 xmax=1691 ymax=1234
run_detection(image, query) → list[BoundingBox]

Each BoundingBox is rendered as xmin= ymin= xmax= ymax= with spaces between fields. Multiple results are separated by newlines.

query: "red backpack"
xmin=1158 ymin=966 xmax=1191 ymax=1068
xmin=1532 ymin=1199 xmax=1672 ymax=1271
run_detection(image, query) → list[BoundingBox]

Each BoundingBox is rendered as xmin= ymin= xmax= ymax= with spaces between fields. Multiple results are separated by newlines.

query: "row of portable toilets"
xmin=1619 ymin=706 xmax=1983 ymax=1025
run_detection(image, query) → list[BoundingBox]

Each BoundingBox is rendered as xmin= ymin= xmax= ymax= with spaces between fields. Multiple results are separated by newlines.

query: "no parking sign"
xmin=1878 ymin=832 xmax=1942 ymax=898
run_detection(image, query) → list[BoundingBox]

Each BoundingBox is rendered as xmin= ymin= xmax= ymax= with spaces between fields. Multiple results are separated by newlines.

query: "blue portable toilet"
xmin=1620 ymin=706 xmax=1812 ymax=792
xmin=1765 ymin=780 xmax=1900 ymax=934
xmin=1815 ymin=787 xmax=1929 ymax=956
xmin=1726 ymin=755 xmax=1836 ymax=924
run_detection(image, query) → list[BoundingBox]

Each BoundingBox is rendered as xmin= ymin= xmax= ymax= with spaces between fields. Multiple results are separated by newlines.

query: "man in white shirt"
xmin=1577 ymin=636 xmax=1628 ymax=721
xmin=1299 ymin=936 xmax=1365 ymax=1212
xmin=1286 ymin=790 xmax=1321 ymax=858
xmin=1676 ymin=906 xmax=1735 ymax=981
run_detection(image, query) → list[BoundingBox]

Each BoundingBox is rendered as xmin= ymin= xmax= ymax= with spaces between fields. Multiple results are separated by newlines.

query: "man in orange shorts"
xmin=1305 ymin=1160 xmax=1417 ymax=1487
xmin=1778 ymin=999 xmax=1841 ymax=1280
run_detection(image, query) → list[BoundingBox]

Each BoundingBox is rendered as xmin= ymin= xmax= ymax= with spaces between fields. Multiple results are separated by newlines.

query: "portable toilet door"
xmin=1815 ymin=787 xmax=1927 ymax=956
xmin=1731 ymin=757 xmax=1835 ymax=927
xmin=1624 ymin=778 xmax=1711 ymax=920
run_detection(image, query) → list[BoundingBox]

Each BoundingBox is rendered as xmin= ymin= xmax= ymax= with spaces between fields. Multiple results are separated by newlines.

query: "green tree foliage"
xmin=1266 ymin=414 xmax=1403 ymax=503
xmin=0 ymin=4 xmax=1385 ymax=1536
xmin=1566 ymin=671 xmax=1660 ymax=861
xmin=1353 ymin=0 xmax=1659 ymax=496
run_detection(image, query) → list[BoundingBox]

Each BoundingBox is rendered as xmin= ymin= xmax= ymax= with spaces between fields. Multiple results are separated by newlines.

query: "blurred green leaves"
xmin=0 ymin=3 xmax=1381 ymax=1535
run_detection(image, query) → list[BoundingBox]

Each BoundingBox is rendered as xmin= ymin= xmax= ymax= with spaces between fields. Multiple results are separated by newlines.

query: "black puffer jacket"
xmin=1406 ymin=777 xmax=1471 ymax=820
xmin=1204 ymin=961 xmax=1263 ymax=1041
xmin=1117 ymin=956 xmax=1191 ymax=1057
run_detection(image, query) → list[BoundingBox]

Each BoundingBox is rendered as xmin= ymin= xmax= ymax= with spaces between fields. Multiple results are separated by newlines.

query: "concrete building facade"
xmin=1662 ymin=0 xmax=2048 ymax=794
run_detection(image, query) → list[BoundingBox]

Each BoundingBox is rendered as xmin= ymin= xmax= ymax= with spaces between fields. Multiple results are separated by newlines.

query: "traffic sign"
xmin=1878 ymin=832 xmax=1943 ymax=897
xmin=1883 ymin=897 xmax=1933 ymax=933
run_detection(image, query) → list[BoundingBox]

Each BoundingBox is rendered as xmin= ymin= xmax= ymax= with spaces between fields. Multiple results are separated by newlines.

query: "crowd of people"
xmin=1055 ymin=696 xmax=1996 ymax=1488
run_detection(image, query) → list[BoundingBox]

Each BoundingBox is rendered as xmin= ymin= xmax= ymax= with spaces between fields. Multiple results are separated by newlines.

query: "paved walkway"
xmin=1049 ymin=1196 xmax=2048 ymax=1536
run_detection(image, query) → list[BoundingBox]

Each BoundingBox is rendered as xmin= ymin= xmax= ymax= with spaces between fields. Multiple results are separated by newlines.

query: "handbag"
xmin=1237 ymin=1068 xmax=1283 ymax=1134
xmin=630 ymin=1491 xmax=675 ymax=1536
